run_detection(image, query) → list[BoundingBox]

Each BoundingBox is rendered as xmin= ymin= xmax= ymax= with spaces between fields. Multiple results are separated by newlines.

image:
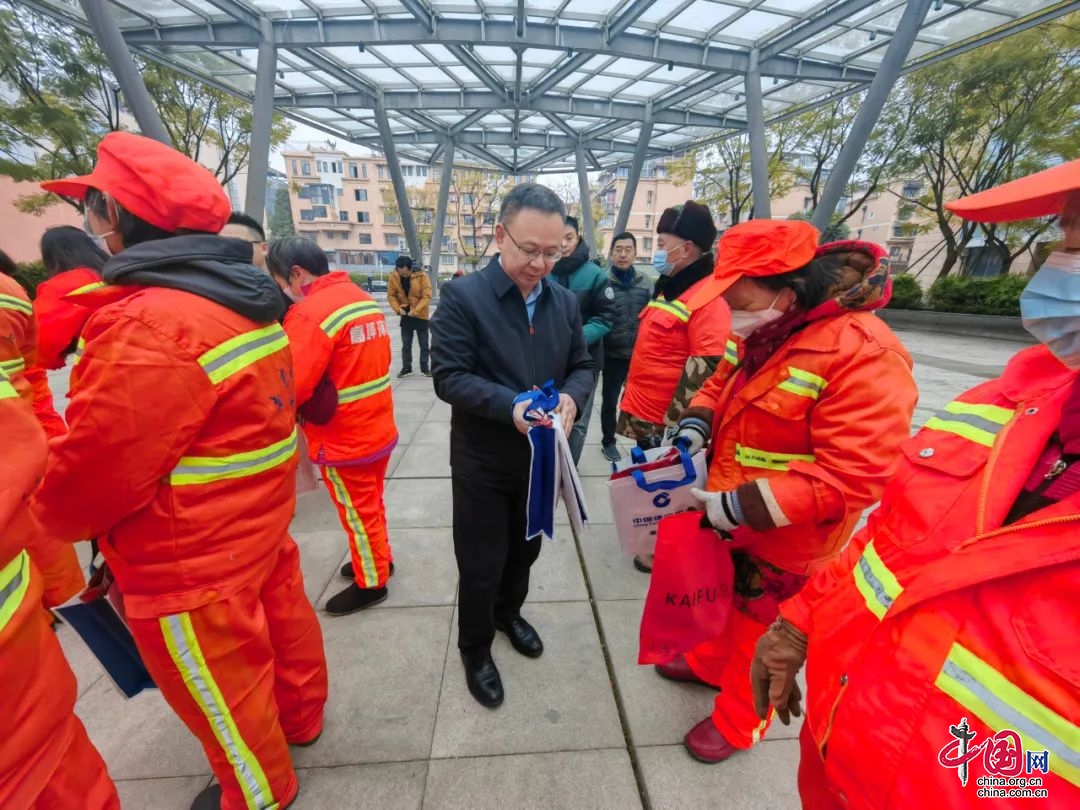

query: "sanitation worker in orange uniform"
xmin=0 ymin=367 xmax=119 ymax=810
xmin=267 ymin=237 xmax=398 ymax=616
xmin=32 ymin=132 xmax=328 ymax=810
xmin=753 ymin=162 xmax=1080 ymax=809
xmin=661 ymin=220 xmax=917 ymax=765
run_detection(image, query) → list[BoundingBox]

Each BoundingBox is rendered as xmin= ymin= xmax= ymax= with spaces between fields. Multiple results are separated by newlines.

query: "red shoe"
xmin=654 ymin=656 xmax=721 ymax=690
xmin=684 ymin=717 xmax=739 ymax=764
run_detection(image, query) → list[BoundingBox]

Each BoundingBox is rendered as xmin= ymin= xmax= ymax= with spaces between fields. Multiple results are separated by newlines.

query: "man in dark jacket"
xmin=430 ymin=183 xmax=594 ymax=709
xmin=552 ymin=215 xmax=616 ymax=465
xmin=600 ymin=232 xmax=652 ymax=462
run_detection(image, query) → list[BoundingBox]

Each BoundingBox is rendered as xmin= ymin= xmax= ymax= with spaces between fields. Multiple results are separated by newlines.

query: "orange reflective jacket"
xmin=33 ymin=267 xmax=101 ymax=370
xmin=30 ymin=283 xmax=298 ymax=619
xmin=0 ymin=274 xmax=65 ymax=439
xmin=283 ymin=271 xmax=396 ymax=464
xmin=692 ymin=309 xmax=916 ymax=574
xmin=620 ymin=274 xmax=731 ymax=426
xmin=780 ymin=345 xmax=1080 ymax=808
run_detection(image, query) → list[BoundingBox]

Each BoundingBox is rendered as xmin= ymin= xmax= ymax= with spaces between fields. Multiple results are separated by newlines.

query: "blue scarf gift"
xmin=513 ymin=380 xmax=561 ymax=541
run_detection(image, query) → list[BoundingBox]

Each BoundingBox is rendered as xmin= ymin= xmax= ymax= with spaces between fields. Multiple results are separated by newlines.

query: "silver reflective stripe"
xmin=930 ymin=410 xmax=1004 ymax=436
xmin=0 ymin=558 xmax=26 ymax=613
xmin=201 ymin=329 xmax=285 ymax=378
xmin=162 ymin=615 xmax=269 ymax=808
xmin=171 ymin=431 xmax=298 ymax=482
xmin=940 ymin=659 xmax=1080 ymax=771
xmin=784 ymin=376 xmax=821 ymax=395
xmin=857 ymin=555 xmax=895 ymax=613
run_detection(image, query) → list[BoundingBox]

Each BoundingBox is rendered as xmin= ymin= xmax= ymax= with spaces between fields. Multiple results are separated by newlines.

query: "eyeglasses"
xmin=503 ymin=226 xmax=562 ymax=264
xmin=611 ymin=247 xmax=635 ymax=255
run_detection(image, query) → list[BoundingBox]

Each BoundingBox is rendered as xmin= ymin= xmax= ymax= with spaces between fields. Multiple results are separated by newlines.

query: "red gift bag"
xmin=638 ymin=510 xmax=735 ymax=665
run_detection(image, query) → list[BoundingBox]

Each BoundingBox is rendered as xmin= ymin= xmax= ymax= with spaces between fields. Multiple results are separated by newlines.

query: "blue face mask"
xmin=1020 ymin=251 xmax=1080 ymax=369
xmin=652 ymin=242 xmax=685 ymax=277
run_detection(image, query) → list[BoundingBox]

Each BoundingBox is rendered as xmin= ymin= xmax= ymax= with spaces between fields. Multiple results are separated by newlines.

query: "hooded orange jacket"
xmin=29 ymin=275 xmax=298 ymax=619
xmin=691 ymin=296 xmax=916 ymax=575
xmin=780 ymin=345 xmax=1080 ymax=808
xmin=282 ymin=271 xmax=396 ymax=464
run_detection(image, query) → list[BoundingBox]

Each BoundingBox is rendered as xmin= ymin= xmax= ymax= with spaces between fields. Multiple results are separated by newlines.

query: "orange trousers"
xmin=798 ymin=722 xmax=845 ymax=809
xmin=323 ymin=457 xmax=393 ymax=589
xmin=128 ymin=536 xmax=328 ymax=810
xmin=1 ymin=554 xmax=118 ymax=810
xmin=685 ymin=608 xmax=774 ymax=749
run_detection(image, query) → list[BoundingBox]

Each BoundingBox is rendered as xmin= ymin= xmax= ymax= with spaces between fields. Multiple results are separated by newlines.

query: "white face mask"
xmin=88 ymin=232 xmax=113 ymax=255
xmin=730 ymin=292 xmax=785 ymax=338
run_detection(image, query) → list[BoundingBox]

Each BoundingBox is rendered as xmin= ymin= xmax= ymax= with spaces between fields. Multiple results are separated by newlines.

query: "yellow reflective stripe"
xmin=69 ymin=281 xmax=106 ymax=296
xmin=319 ymin=301 xmax=382 ymax=338
xmin=0 ymin=357 xmax=25 ymax=376
xmin=0 ymin=550 xmax=31 ymax=633
xmin=0 ymin=378 xmax=16 ymax=399
xmin=324 ymin=467 xmax=379 ymax=588
xmin=851 ymin=540 xmax=903 ymax=620
xmin=170 ymin=429 xmax=298 ymax=486
xmin=160 ymin=613 xmax=276 ymax=809
xmin=777 ymin=367 xmax=828 ymax=400
xmin=723 ymin=339 xmax=739 ymax=365
xmin=923 ymin=401 xmax=1014 ymax=448
xmin=646 ymin=299 xmax=690 ymax=323
xmin=72 ymin=337 xmax=86 ymax=367
xmin=198 ymin=324 xmax=288 ymax=385
xmin=936 ymin=642 xmax=1080 ymax=787
xmin=0 ymin=294 xmax=32 ymax=315
xmin=338 ymin=374 xmax=391 ymax=405
xmin=734 ymin=444 xmax=815 ymax=471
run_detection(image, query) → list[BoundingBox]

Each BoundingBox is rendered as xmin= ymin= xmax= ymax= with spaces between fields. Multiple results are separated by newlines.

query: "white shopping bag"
xmin=553 ymin=415 xmax=589 ymax=540
xmin=295 ymin=430 xmax=320 ymax=495
xmin=607 ymin=446 xmax=707 ymax=556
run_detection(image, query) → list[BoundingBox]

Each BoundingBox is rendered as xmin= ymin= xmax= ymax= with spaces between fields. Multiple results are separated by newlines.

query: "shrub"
xmin=886 ymin=272 xmax=923 ymax=309
xmin=926 ymin=273 xmax=1027 ymax=317
xmin=13 ymin=260 xmax=47 ymax=299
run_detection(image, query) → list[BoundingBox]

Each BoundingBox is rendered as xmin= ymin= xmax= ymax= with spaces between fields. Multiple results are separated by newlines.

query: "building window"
xmin=418 ymin=166 xmax=428 ymax=177
xmin=483 ymin=213 xmax=495 ymax=226
xmin=462 ymin=236 xmax=477 ymax=250
xmin=432 ymin=166 xmax=442 ymax=181
xmin=356 ymin=211 xmax=370 ymax=224
xmin=644 ymin=214 xmax=651 ymax=228
xmin=298 ymin=184 xmax=334 ymax=205
xmin=462 ymin=193 xmax=475 ymax=206
xmin=361 ymin=163 xmax=368 ymax=179
xmin=646 ymin=190 xmax=653 ymax=206
xmin=301 ymin=161 xmax=311 ymax=176
xmin=300 ymin=210 xmax=315 ymax=221
xmin=384 ymin=209 xmax=400 ymax=225
xmin=890 ymin=245 xmax=903 ymax=258
xmin=310 ymin=205 xmax=327 ymax=218
xmin=290 ymin=160 xmax=298 ymax=176
xmin=893 ymin=225 xmax=907 ymax=238
xmin=403 ymin=165 xmax=413 ymax=177
xmin=803 ymin=197 xmax=813 ymax=212
xmin=903 ymin=183 xmax=922 ymax=199
xmin=326 ymin=231 xmax=335 ymax=240
xmin=377 ymin=165 xmax=385 ymax=180
xmin=358 ymin=233 xmax=372 ymax=245
xmin=349 ymin=163 xmax=358 ymax=178
xmin=354 ymin=189 xmax=368 ymax=202
xmin=338 ymin=211 xmax=348 ymax=222
xmin=642 ymin=236 xmax=653 ymax=253
xmin=463 ymin=214 xmax=475 ymax=226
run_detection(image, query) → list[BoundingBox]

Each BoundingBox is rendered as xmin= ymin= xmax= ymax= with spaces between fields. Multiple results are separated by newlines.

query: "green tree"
xmin=450 ymin=169 xmax=510 ymax=270
xmin=891 ymin=14 xmax=1080 ymax=278
xmin=0 ymin=1 xmax=293 ymax=213
xmin=787 ymin=210 xmax=850 ymax=243
xmin=380 ymin=183 xmax=438 ymax=259
xmin=268 ymin=185 xmax=295 ymax=238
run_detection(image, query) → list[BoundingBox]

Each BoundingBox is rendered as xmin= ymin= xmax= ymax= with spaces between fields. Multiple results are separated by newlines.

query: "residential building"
xmin=281 ymin=141 xmax=533 ymax=275
xmin=595 ymin=159 xmax=692 ymax=263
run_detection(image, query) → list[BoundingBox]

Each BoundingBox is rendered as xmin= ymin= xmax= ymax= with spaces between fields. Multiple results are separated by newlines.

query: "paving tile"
xmin=557 ymin=475 xmax=614 ymax=525
xmin=580 ymin=523 xmax=649 ymax=602
xmin=395 ymin=402 xmax=436 ymax=423
xmin=293 ymin=761 xmax=427 ymax=810
xmin=427 ymin=399 xmax=452 ymax=421
xmin=411 ymin=421 xmax=452 ymax=444
xmin=115 ymin=776 xmax=212 ymax=809
xmin=291 ymin=606 xmax=452 ymax=768
xmin=293 ymin=530 xmax=350 ymax=604
xmin=430 ymin=601 xmax=623 ymax=758
xmin=75 ymin=677 xmax=211 ymax=780
xmin=386 ymin=444 xmax=406 ymax=478
xmin=423 ymin=749 xmax=641 ymax=810
xmin=291 ymin=485 xmax=344 ymax=533
xmin=394 ymin=442 xmax=452 ymax=479
xmin=368 ymin=527 xmax=458 ymax=609
xmin=393 ymin=388 xmax=440 ymax=406
xmin=395 ymin=418 xmax=424 ymax=446
xmin=56 ymin=620 xmax=106 ymax=698
xmin=637 ymin=741 xmax=801 ymax=810
xmin=385 ymin=477 xmax=453 ymax=528
xmin=527 ymin=532 xmax=588 ymax=603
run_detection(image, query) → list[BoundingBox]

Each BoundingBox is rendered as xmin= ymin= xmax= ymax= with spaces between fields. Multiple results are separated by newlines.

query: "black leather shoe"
xmin=495 ymin=615 xmax=544 ymax=658
xmin=461 ymin=649 xmax=504 ymax=708
xmin=601 ymin=443 xmax=622 ymax=463
xmin=340 ymin=560 xmax=395 ymax=580
xmin=397 ymin=368 xmax=412 ymax=378
xmin=190 ymin=783 xmax=222 ymax=810
xmin=325 ymin=583 xmax=387 ymax=616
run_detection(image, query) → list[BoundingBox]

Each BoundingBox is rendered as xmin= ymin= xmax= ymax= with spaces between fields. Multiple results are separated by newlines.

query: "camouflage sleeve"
xmin=663 ymin=355 xmax=721 ymax=426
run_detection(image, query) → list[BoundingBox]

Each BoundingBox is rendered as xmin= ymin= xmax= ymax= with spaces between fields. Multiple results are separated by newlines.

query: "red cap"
xmin=944 ymin=158 xmax=1080 ymax=222
xmin=41 ymin=131 xmax=230 ymax=233
xmin=713 ymin=219 xmax=819 ymax=291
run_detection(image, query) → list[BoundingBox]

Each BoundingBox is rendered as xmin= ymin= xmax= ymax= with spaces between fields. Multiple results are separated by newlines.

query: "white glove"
xmin=674 ymin=417 xmax=711 ymax=455
xmin=690 ymin=487 xmax=742 ymax=533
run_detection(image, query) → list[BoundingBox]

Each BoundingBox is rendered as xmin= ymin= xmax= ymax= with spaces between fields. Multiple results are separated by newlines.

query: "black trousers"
xmin=600 ymin=356 xmax=631 ymax=446
xmin=452 ymin=472 xmax=543 ymax=651
xmin=401 ymin=316 xmax=429 ymax=372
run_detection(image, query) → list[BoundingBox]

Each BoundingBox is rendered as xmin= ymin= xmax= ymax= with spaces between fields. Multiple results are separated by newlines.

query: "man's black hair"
xmin=611 ymin=231 xmax=637 ymax=249
xmin=498 ymin=182 xmax=566 ymax=224
xmin=395 ymin=255 xmax=413 ymax=269
xmin=0 ymin=249 xmax=16 ymax=278
xmin=564 ymin=215 xmax=580 ymax=233
xmin=227 ymin=211 xmax=266 ymax=241
xmin=267 ymin=237 xmax=330 ymax=282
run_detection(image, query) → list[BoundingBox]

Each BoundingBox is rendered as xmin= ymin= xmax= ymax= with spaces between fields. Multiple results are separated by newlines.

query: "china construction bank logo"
xmin=938 ymin=717 xmax=1051 ymax=799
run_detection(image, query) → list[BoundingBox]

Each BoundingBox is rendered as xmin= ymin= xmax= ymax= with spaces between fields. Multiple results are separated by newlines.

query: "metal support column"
xmin=746 ymin=49 xmax=771 ymax=220
xmin=375 ymin=103 xmax=423 ymax=264
xmin=812 ymin=0 xmax=933 ymax=231
xmin=429 ymin=138 xmax=456 ymax=291
xmin=244 ymin=20 xmax=276 ymax=222
xmin=613 ymin=109 xmax=653 ymax=237
xmin=79 ymin=0 xmax=171 ymax=145
xmin=575 ymin=140 xmax=595 ymax=252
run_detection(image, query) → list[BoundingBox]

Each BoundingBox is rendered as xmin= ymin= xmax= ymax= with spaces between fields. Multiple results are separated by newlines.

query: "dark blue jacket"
xmin=431 ymin=256 xmax=594 ymax=480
